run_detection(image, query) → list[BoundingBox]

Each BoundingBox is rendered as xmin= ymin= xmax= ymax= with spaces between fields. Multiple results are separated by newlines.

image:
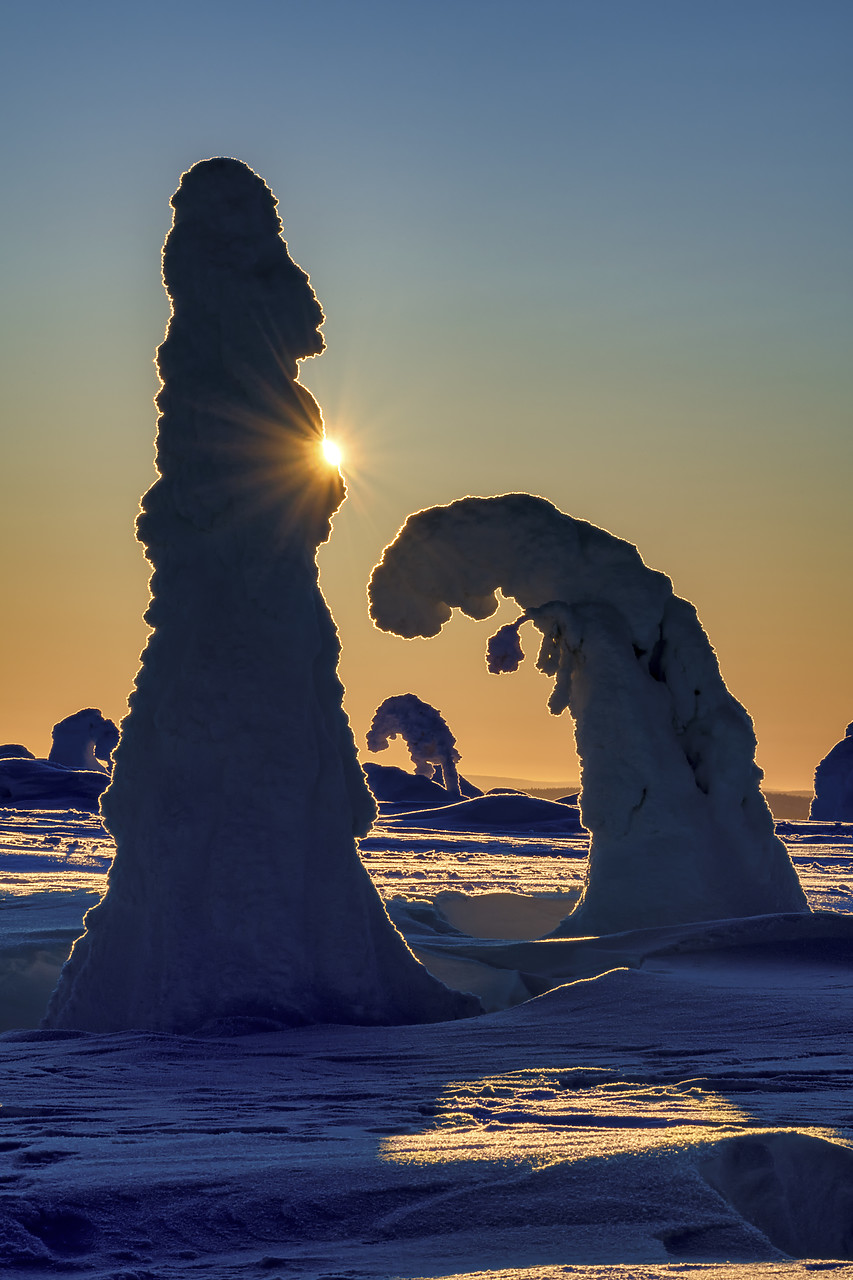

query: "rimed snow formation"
xmin=48 ymin=708 xmax=119 ymax=774
xmin=369 ymin=493 xmax=808 ymax=934
xmin=367 ymin=693 xmax=463 ymax=798
xmin=44 ymin=158 xmax=477 ymax=1031
xmin=810 ymin=722 xmax=853 ymax=820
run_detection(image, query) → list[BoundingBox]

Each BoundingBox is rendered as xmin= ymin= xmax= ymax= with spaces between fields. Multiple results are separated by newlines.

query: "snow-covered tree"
xmin=48 ymin=709 xmax=119 ymax=774
xmin=45 ymin=160 xmax=477 ymax=1031
xmin=369 ymin=493 xmax=808 ymax=934
xmin=810 ymin=722 xmax=853 ymax=820
xmin=367 ymin=694 xmax=462 ymax=798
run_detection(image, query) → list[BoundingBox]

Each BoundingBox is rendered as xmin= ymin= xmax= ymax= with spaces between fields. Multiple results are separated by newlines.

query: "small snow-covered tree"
xmin=367 ymin=694 xmax=462 ymax=798
xmin=810 ymin=722 xmax=853 ymax=820
xmin=48 ymin=709 xmax=119 ymax=774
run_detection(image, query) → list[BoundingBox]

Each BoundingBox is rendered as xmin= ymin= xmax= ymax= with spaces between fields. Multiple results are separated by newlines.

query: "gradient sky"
xmin=1 ymin=1 xmax=850 ymax=789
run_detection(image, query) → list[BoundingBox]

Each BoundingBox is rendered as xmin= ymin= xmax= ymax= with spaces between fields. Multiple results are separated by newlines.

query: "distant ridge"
xmin=469 ymin=776 xmax=812 ymax=819
xmin=468 ymin=774 xmax=580 ymax=797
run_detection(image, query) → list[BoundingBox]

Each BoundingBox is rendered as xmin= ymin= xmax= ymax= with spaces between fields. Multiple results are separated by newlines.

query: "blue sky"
xmin=1 ymin=1 xmax=850 ymax=786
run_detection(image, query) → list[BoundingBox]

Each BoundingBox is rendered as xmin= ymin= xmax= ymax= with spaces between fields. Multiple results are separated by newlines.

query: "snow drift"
xmin=362 ymin=761 xmax=471 ymax=810
xmin=369 ymin=493 xmax=808 ymax=933
xmin=44 ymin=158 xmax=477 ymax=1032
xmin=386 ymin=791 xmax=584 ymax=833
xmin=810 ymin=721 xmax=853 ymax=820
xmin=0 ymin=759 xmax=108 ymax=811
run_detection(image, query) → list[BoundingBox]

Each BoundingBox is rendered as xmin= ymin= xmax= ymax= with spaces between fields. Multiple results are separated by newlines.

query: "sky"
xmin=1 ymin=0 xmax=850 ymax=790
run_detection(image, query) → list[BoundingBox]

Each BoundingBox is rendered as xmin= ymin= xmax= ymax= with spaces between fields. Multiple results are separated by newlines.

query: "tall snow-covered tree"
xmin=45 ymin=159 xmax=477 ymax=1031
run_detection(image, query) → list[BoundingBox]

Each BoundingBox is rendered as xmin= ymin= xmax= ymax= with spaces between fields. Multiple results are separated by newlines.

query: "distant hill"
xmin=469 ymin=776 xmax=813 ymax=820
xmin=763 ymin=790 xmax=812 ymax=820
xmin=468 ymin=774 xmax=580 ymax=796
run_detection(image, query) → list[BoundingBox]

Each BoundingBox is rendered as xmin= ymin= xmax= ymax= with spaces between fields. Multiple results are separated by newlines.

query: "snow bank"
xmin=387 ymin=791 xmax=584 ymax=833
xmin=0 ymin=759 xmax=108 ymax=812
xmin=702 ymin=1131 xmax=853 ymax=1259
xmin=0 ymin=712 xmax=117 ymax=811
xmin=363 ymin=761 xmax=459 ymax=809
xmin=44 ymin=159 xmax=478 ymax=1032
xmin=367 ymin=693 xmax=464 ymax=798
xmin=369 ymin=494 xmax=808 ymax=933
xmin=810 ymin=721 xmax=853 ymax=820
xmin=48 ymin=709 xmax=118 ymax=774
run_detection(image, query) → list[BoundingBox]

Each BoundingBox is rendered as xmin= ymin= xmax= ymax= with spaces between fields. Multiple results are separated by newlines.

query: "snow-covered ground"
xmin=2 ymin=806 xmax=853 ymax=1277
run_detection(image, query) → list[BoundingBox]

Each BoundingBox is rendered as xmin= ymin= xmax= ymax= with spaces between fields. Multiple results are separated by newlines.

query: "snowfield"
xmin=2 ymin=807 xmax=853 ymax=1277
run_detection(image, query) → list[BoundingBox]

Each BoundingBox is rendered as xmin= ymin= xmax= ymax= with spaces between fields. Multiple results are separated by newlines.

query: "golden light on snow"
xmin=378 ymin=1068 xmax=841 ymax=1170
xmin=322 ymin=437 xmax=342 ymax=468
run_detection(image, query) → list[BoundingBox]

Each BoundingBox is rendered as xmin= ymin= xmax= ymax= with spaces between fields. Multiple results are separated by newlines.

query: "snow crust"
xmin=810 ymin=721 xmax=853 ymax=820
xmin=369 ymin=494 xmax=808 ymax=933
xmin=43 ymin=159 xmax=477 ymax=1032
xmin=367 ymin=693 xmax=464 ymax=798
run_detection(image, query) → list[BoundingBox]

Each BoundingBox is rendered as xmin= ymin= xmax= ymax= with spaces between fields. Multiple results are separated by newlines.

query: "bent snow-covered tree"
xmin=367 ymin=693 xmax=463 ymax=798
xmin=368 ymin=493 xmax=808 ymax=934
xmin=44 ymin=159 xmax=477 ymax=1031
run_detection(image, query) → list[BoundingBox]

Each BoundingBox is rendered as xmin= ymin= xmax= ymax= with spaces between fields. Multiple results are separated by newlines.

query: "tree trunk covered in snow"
xmin=45 ymin=159 xmax=477 ymax=1031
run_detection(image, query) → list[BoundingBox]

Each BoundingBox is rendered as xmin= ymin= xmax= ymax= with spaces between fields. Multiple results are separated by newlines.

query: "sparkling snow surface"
xmin=2 ymin=807 xmax=853 ymax=1276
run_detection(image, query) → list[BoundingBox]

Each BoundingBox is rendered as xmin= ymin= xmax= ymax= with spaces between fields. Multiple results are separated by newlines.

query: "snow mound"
xmin=0 ymin=745 xmax=34 ymax=760
xmin=43 ymin=158 xmax=479 ymax=1032
xmin=387 ymin=792 xmax=585 ymax=833
xmin=369 ymin=493 xmax=808 ymax=933
xmin=0 ymin=759 xmax=108 ymax=812
xmin=701 ymin=1130 xmax=853 ymax=1259
xmin=415 ymin=908 xmax=853 ymax=1007
xmin=363 ymin=761 xmax=462 ymax=809
xmin=810 ymin=721 xmax=853 ymax=820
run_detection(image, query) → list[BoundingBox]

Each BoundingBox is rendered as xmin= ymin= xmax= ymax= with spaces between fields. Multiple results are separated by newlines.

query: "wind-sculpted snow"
xmin=810 ymin=721 xmax=853 ymax=820
xmin=44 ymin=159 xmax=477 ymax=1032
xmin=367 ymin=693 xmax=464 ymax=798
xmin=369 ymin=494 xmax=808 ymax=933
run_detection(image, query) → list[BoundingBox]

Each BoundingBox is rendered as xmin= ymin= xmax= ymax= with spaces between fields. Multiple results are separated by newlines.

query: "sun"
xmin=321 ymin=437 xmax=342 ymax=468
